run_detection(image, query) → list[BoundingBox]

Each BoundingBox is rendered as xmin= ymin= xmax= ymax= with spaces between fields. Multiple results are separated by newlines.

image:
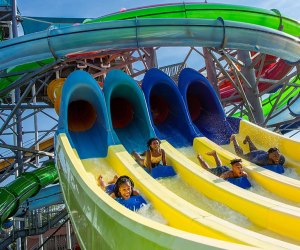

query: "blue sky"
xmin=18 ymin=0 xmax=299 ymax=20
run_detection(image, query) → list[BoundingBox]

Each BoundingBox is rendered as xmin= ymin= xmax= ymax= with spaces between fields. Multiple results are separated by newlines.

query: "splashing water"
xmin=83 ymin=158 xmax=167 ymax=223
xmin=158 ymin=176 xmax=253 ymax=229
xmin=284 ymin=167 xmax=300 ymax=180
xmin=136 ymin=203 xmax=167 ymax=224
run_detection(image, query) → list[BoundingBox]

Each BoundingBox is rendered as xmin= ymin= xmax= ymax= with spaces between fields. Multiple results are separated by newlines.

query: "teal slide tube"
xmin=0 ymin=18 xmax=299 ymax=72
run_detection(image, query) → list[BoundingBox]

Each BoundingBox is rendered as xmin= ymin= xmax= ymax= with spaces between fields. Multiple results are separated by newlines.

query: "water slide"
xmin=0 ymin=4 xmax=299 ymax=72
xmin=141 ymin=67 xmax=300 ymax=238
xmin=0 ymin=2 xmax=299 ymax=249
xmin=177 ymin=68 xmax=300 ymax=202
xmin=55 ymin=69 xmax=300 ymax=249
xmin=0 ymin=161 xmax=58 ymax=225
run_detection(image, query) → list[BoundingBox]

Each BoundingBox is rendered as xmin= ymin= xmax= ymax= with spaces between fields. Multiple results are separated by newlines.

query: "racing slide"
xmin=177 ymin=68 xmax=300 ymax=203
xmin=0 ymin=161 xmax=58 ymax=225
xmin=0 ymin=3 xmax=299 ymax=249
xmin=56 ymin=69 xmax=300 ymax=249
xmin=141 ymin=67 xmax=300 ymax=240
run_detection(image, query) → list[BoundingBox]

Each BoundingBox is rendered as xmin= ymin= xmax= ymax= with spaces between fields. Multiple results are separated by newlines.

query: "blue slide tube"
xmin=142 ymin=68 xmax=202 ymax=147
xmin=178 ymin=68 xmax=238 ymax=145
xmin=103 ymin=69 xmax=156 ymax=153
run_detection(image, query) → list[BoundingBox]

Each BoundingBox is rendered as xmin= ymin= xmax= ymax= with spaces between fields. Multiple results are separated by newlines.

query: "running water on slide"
xmin=1 ymin=3 xmax=300 ymax=249
xmin=56 ymin=69 xmax=300 ymax=249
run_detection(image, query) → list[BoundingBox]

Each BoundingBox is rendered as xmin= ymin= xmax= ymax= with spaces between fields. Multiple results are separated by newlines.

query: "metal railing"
xmin=0 ymin=205 xmax=68 ymax=249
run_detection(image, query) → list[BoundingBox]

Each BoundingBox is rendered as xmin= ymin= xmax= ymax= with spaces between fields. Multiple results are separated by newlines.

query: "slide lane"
xmin=194 ymin=137 xmax=300 ymax=204
xmin=141 ymin=68 xmax=300 ymax=242
xmin=233 ymin=120 xmax=300 ymax=172
xmin=178 ymin=68 xmax=300 ymax=204
xmin=162 ymin=141 xmax=300 ymax=242
xmin=56 ymin=69 xmax=300 ymax=249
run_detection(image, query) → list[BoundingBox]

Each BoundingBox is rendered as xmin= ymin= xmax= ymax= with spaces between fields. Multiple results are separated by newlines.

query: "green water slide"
xmin=85 ymin=3 xmax=300 ymax=37
xmin=0 ymin=58 xmax=54 ymax=93
xmin=233 ymin=76 xmax=300 ymax=120
xmin=0 ymin=161 xmax=58 ymax=225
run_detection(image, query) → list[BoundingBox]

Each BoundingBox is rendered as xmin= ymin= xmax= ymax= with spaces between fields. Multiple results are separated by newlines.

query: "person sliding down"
xmin=197 ymin=150 xmax=248 ymax=179
xmin=131 ymin=137 xmax=166 ymax=173
xmin=230 ymin=135 xmax=285 ymax=167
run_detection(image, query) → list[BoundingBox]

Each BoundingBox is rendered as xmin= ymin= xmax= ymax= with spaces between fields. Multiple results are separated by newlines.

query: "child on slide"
xmin=197 ymin=150 xmax=248 ymax=179
xmin=131 ymin=137 xmax=167 ymax=172
xmin=230 ymin=135 xmax=285 ymax=167
xmin=98 ymin=175 xmax=139 ymax=199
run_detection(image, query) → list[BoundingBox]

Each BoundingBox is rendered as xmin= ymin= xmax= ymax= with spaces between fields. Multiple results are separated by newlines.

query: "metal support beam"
xmin=208 ymin=50 xmax=256 ymax=121
xmin=0 ymin=61 xmax=60 ymax=97
xmin=66 ymin=220 xmax=72 ymax=249
xmin=238 ymin=51 xmax=264 ymax=125
xmin=0 ymin=79 xmax=37 ymax=134
xmin=143 ymin=47 xmax=158 ymax=68
xmin=0 ymin=104 xmax=52 ymax=110
xmin=203 ymin=48 xmax=220 ymax=98
xmin=0 ymin=143 xmax=54 ymax=157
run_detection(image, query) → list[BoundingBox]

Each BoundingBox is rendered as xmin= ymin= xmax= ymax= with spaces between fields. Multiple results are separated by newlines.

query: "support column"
xmin=238 ymin=51 xmax=264 ymax=125
xmin=11 ymin=1 xmax=25 ymax=249
xmin=144 ymin=47 xmax=158 ymax=68
xmin=66 ymin=220 xmax=72 ymax=249
xmin=38 ymin=211 xmax=44 ymax=250
xmin=203 ymin=48 xmax=220 ymax=98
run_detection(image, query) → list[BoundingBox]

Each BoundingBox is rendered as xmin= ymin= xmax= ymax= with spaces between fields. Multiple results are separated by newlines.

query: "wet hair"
xmin=230 ymin=158 xmax=242 ymax=165
xmin=113 ymin=175 xmax=134 ymax=198
xmin=147 ymin=137 xmax=161 ymax=148
xmin=267 ymin=147 xmax=279 ymax=154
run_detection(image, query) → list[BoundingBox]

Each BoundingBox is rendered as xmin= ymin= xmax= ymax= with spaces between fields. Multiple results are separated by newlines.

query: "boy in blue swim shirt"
xmin=230 ymin=135 xmax=285 ymax=166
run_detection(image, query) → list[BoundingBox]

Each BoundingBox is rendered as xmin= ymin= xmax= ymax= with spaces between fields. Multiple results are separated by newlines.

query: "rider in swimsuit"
xmin=132 ymin=137 xmax=167 ymax=172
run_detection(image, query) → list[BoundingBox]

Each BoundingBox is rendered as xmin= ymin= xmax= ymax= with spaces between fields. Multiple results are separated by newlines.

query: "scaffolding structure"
xmin=0 ymin=2 xmax=300 ymax=249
